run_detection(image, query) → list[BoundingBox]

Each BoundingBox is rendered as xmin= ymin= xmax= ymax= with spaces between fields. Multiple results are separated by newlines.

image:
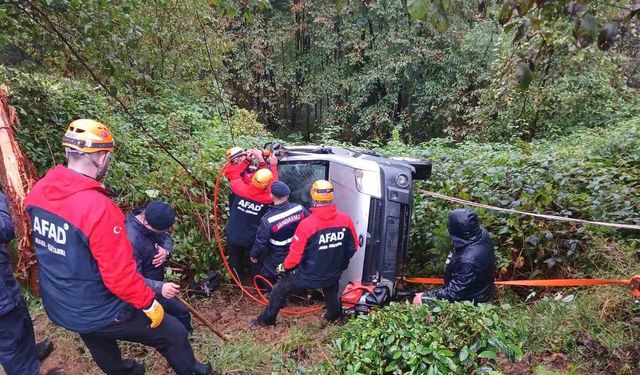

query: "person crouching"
xmin=252 ymin=180 xmax=358 ymax=327
xmin=413 ymin=208 xmax=495 ymax=305
xmin=126 ymin=200 xmax=193 ymax=333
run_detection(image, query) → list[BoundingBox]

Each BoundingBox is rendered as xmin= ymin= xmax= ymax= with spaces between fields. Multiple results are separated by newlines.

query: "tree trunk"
xmin=0 ymin=86 xmax=40 ymax=294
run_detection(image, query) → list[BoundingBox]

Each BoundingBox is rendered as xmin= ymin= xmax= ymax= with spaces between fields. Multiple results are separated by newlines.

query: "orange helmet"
xmin=251 ymin=169 xmax=273 ymax=189
xmin=226 ymin=146 xmax=244 ymax=161
xmin=62 ymin=119 xmax=115 ymax=153
xmin=311 ymin=180 xmax=334 ymax=202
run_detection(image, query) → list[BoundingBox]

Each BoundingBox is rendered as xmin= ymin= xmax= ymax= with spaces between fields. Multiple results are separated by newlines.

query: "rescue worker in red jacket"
xmin=25 ymin=120 xmax=212 ymax=375
xmin=223 ymin=147 xmax=268 ymax=184
xmin=225 ymin=152 xmax=278 ymax=280
xmin=252 ymin=180 xmax=358 ymax=327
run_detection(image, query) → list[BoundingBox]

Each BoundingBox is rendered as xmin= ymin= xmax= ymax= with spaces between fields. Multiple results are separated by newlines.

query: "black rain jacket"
xmin=423 ymin=209 xmax=495 ymax=303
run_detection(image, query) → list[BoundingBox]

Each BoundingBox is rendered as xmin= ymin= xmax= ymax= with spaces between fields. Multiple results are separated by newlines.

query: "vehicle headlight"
xmin=354 ymin=169 xmax=382 ymax=197
xmin=395 ymin=174 xmax=410 ymax=188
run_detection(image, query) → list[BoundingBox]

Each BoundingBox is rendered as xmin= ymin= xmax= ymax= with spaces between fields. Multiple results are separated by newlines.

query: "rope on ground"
xmin=419 ymin=190 xmax=640 ymax=231
xmin=404 ymin=276 xmax=640 ymax=297
xmin=404 ymin=277 xmax=639 ymax=287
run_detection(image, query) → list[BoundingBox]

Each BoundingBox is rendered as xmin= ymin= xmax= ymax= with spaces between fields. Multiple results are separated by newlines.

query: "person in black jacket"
xmin=414 ymin=208 xmax=495 ymax=304
xmin=250 ymin=181 xmax=309 ymax=287
xmin=125 ymin=201 xmax=192 ymax=332
xmin=0 ymin=192 xmax=58 ymax=375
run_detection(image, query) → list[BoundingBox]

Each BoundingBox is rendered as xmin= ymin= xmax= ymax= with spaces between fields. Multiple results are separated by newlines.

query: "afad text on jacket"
xmin=24 ymin=165 xmax=155 ymax=333
xmin=284 ymin=204 xmax=358 ymax=289
xmin=225 ymin=162 xmax=278 ymax=249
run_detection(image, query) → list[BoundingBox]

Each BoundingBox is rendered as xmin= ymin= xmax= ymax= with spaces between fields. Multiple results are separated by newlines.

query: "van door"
xmin=329 ymin=163 xmax=371 ymax=291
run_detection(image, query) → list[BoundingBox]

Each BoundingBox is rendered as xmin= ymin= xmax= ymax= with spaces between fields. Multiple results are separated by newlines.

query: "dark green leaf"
xmin=478 ymin=350 xmax=497 ymax=359
xmin=498 ymin=3 xmax=515 ymax=26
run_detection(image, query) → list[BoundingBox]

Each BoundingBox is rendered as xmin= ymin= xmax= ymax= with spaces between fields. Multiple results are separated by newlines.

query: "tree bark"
xmin=0 ymin=86 xmax=40 ymax=294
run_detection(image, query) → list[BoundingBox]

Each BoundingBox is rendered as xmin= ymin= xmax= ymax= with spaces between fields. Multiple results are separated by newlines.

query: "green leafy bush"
xmin=1 ymin=67 xmax=271 ymax=280
xmin=333 ymin=301 xmax=526 ymax=374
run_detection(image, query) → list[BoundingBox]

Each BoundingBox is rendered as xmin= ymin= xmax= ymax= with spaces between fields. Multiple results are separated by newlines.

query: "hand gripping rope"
xmin=212 ymin=162 xmax=322 ymax=316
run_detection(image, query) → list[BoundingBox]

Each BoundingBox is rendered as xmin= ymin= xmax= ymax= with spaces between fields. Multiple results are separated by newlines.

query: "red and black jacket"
xmin=284 ymin=204 xmax=358 ymax=288
xmin=225 ymin=162 xmax=278 ymax=248
xmin=24 ymin=165 xmax=155 ymax=333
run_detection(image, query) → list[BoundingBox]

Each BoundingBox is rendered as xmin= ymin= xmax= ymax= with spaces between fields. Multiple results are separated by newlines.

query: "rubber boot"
xmin=192 ymin=362 xmax=215 ymax=375
xmin=35 ymin=339 xmax=54 ymax=361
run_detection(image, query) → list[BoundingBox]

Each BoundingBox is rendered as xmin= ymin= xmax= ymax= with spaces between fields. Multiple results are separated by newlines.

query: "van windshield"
xmin=277 ymin=161 xmax=329 ymax=209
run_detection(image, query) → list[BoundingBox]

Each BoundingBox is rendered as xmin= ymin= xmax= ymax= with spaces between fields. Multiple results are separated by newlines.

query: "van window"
xmin=277 ymin=161 xmax=329 ymax=209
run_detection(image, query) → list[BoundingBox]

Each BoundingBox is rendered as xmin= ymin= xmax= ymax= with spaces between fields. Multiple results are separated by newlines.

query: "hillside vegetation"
xmin=2 ymin=0 xmax=639 ymax=373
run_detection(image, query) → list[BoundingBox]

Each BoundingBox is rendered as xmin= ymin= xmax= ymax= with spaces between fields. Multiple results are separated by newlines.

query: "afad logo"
xmin=318 ymin=229 xmax=345 ymax=245
xmin=33 ymin=216 xmax=68 ymax=245
xmin=237 ymin=199 xmax=264 ymax=212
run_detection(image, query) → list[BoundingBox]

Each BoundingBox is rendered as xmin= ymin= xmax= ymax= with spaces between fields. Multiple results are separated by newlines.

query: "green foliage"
xmin=332 ymin=301 xmax=527 ymax=374
xmin=209 ymin=0 xmax=639 ymax=143
xmin=472 ymin=10 xmax=637 ymax=140
xmin=0 ymin=66 xmax=113 ymax=170
xmin=215 ymin=0 xmax=504 ymax=143
xmin=407 ymin=0 xmax=453 ymax=32
xmin=0 ymin=67 xmax=270 ymax=280
xmin=380 ymin=117 xmax=640 ymax=277
xmin=0 ymin=0 xmax=222 ymax=96
xmin=229 ymin=108 xmax=268 ymax=137
xmin=3 ymin=1 xmax=638 ymax=143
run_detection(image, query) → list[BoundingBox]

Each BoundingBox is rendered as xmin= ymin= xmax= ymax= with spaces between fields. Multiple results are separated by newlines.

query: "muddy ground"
xmin=35 ymin=285 xmax=333 ymax=375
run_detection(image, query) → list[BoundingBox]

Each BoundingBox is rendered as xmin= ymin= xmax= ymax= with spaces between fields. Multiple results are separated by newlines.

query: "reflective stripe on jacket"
xmin=250 ymin=201 xmax=308 ymax=275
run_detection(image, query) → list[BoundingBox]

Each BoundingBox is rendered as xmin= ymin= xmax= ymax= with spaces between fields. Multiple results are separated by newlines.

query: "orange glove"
xmin=143 ymin=299 xmax=165 ymax=329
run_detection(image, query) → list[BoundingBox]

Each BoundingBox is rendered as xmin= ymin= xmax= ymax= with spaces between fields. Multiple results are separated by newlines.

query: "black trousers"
xmin=257 ymin=274 xmax=341 ymax=324
xmin=79 ymin=307 xmax=198 ymax=375
xmin=227 ymin=243 xmax=260 ymax=280
xmin=156 ymin=295 xmax=193 ymax=333
xmin=0 ymin=303 xmax=39 ymax=375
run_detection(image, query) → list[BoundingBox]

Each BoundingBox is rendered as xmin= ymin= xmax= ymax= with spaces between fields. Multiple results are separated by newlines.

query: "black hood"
xmin=448 ymin=208 xmax=483 ymax=250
